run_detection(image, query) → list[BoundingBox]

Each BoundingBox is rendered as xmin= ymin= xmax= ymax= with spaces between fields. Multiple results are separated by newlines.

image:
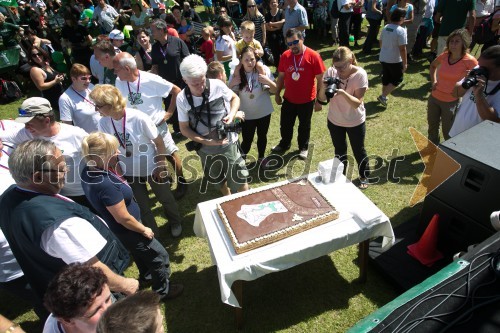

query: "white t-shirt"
xmin=98 ymin=108 xmax=159 ymax=177
xmin=229 ymin=65 xmax=274 ymax=120
xmin=0 ymin=153 xmax=21 ymax=283
xmin=379 ymin=23 xmax=407 ymax=63
xmin=0 ymin=123 xmax=88 ymax=197
xmin=324 ymin=66 xmax=368 ymax=127
xmin=449 ymin=79 xmax=500 ymax=137
xmin=130 ymin=11 xmax=148 ymax=26
xmin=59 ymin=84 xmax=101 ymax=133
xmin=90 ymin=55 xmax=105 ymax=84
xmin=115 ymin=71 xmax=173 ymax=126
xmin=43 ymin=314 xmax=65 ymax=333
xmin=177 ymin=79 xmax=237 ymax=145
xmin=41 ymin=216 xmax=107 ymax=264
xmin=215 ymin=35 xmax=234 ymax=58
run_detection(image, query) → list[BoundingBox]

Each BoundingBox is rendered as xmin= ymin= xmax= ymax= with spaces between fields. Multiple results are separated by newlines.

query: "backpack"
xmin=330 ymin=0 xmax=340 ymax=19
xmin=0 ymin=79 xmax=22 ymax=104
xmin=472 ymin=10 xmax=498 ymax=45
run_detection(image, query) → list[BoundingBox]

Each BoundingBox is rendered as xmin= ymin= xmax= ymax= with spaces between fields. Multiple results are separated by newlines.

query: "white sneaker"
xmin=298 ymin=149 xmax=308 ymax=160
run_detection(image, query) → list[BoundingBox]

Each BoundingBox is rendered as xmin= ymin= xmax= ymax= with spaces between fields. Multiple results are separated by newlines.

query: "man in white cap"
xmin=0 ymin=97 xmax=92 ymax=209
xmin=109 ymin=29 xmax=125 ymax=51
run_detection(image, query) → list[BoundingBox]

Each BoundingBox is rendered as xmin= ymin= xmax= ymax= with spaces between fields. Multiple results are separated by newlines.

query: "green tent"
xmin=0 ymin=0 xmax=18 ymax=7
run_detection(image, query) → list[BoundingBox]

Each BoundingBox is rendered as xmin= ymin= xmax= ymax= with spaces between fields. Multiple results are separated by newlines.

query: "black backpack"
xmin=330 ymin=0 xmax=340 ymax=19
xmin=472 ymin=10 xmax=498 ymax=45
xmin=0 ymin=79 xmax=22 ymax=104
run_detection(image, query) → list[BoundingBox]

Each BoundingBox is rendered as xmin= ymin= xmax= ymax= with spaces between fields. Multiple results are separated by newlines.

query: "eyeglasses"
xmin=334 ymin=62 xmax=349 ymax=71
xmin=95 ymin=104 xmax=109 ymax=111
xmin=287 ymin=39 xmax=300 ymax=47
xmin=248 ymin=5 xmax=256 ymax=7
xmin=38 ymin=167 xmax=69 ymax=174
xmin=79 ymin=76 xmax=92 ymax=81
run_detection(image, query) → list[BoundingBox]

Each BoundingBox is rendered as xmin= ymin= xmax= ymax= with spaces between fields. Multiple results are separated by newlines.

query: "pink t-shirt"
xmin=324 ymin=66 xmax=368 ymax=127
xmin=432 ymin=52 xmax=478 ymax=102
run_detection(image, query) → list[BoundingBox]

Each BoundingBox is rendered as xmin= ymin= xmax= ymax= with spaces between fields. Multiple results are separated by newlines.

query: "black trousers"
xmin=350 ymin=12 xmax=363 ymax=41
xmin=278 ymin=99 xmax=315 ymax=151
xmin=327 ymin=120 xmax=370 ymax=178
xmin=363 ymin=18 xmax=382 ymax=53
xmin=338 ymin=12 xmax=352 ymax=46
xmin=241 ymin=114 xmax=272 ymax=158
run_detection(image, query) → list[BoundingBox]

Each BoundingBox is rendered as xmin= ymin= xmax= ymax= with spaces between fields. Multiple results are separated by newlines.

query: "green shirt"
xmin=436 ymin=0 xmax=475 ymax=36
xmin=0 ymin=22 xmax=20 ymax=48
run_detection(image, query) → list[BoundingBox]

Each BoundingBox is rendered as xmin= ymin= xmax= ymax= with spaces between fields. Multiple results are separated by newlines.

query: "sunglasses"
xmin=220 ymin=10 xmax=226 ymax=12
xmin=287 ymin=39 xmax=300 ymax=47
xmin=32 ymin=53 xmax=41 ymax=57
xmin=95 ymin=104 xmax=109 ymax=111
xmin=334 ymin=62 xmax=349 ymax=71
xmin=248 ymin=5 xmax=256 ymax=7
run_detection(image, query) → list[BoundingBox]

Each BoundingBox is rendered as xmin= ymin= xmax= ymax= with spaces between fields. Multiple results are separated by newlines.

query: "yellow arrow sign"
xmin=409 ymin=127 xmax=461 ymax=206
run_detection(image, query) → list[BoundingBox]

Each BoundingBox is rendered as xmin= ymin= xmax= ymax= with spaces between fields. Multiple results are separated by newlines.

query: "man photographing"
xmin=176 ymin=54 xmax=249 ymax=196
xmin=449 ymin=45 xmax=500 ymax=137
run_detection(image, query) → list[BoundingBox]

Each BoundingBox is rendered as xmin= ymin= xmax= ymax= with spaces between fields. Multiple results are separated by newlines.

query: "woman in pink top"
xmin=317 ymin=47 xmax=370 ymax=189
xmin=428 ymin=28 xmax=478 ymax=144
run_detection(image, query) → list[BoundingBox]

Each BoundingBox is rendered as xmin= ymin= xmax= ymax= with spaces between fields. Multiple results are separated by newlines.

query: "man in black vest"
xmin=177 ymin=54 xmax=249 ymax=196
xmin=0 ymin=139 xmax=138 ymax=311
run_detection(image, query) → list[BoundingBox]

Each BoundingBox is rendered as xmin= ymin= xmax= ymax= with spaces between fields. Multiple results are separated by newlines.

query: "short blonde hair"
xmin=81 ymin=132 xmax=119 ymax=167
xmin=89 ymin=84 xmax=127 ymax=116
xmin=70 ymin=63 xmax=91 ymax=78
xmin=240 ymin=21 xmax=255 ymax=33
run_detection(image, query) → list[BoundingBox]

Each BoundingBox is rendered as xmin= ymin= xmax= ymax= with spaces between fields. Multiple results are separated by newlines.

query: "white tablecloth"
xmin=193 ymin=172 xmax=395 ymax=307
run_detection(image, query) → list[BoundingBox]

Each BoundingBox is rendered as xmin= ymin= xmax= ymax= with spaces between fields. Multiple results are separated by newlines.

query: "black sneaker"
xmin=160 ymin=283 xmax=184 ymax=301
xmin=173 ymin=177 xmax=188 ymax=200
xmin=271 ymin=145 xmax=290 ymax=153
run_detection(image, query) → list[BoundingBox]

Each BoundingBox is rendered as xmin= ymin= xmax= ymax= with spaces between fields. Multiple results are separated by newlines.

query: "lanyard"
xmin=159 ymin=39 xmax=169 ymax=60
xmin=246 ymin=71 xmax=255 ymax=93
xmin=71 ymin=87 xmax=94 ymax=106
xmin=293 ymin=46 xmax=306 ymax=74
xmin=126 ymin=72 xmax=141 ymax=105
xmin=107 ymin=167 xmax=130 ymax=188
xmin=110 ymin=111 xmax=127 ymax=151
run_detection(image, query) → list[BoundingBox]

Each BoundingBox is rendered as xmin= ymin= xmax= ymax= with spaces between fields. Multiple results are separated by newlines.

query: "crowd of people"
xmin=0 ymin=0 xmax=499 ymax=331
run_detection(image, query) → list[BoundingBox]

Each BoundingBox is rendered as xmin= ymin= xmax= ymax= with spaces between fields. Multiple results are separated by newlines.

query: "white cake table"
xmin=193 ymin=172 xmax=395 ymax=326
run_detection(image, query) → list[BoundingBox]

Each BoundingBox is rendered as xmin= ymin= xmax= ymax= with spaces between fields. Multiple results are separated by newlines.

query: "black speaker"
xmin=419 ymin=121 xmax=500 ymax=253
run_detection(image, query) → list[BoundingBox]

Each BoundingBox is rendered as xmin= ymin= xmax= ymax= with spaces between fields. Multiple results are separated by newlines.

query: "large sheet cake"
xmin=217 ymin=178 xmax=339 ymax=254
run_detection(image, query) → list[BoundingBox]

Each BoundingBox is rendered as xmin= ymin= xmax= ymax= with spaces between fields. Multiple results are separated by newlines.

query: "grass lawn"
xmin=0 ymin=20 xmax=441 ymax=333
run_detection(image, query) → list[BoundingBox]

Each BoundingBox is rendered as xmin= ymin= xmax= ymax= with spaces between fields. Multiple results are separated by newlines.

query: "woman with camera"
xmin=427 ymin=28 xmax=477 ymax=144
xmin=228 ymin=46 xmax=276 ymax=167
xmin=89 ymin=84 xmax=183 ymax=238
xmin=317 ymin=47 xmax=370 ymax=189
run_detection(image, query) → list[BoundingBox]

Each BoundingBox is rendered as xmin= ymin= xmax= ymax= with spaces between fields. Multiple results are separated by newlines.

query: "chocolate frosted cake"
xmin=217 ymin=178 xmax=339 ymax=254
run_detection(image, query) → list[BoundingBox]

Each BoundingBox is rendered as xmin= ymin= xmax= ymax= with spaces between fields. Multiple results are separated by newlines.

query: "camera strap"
xmin=484 ymin=80 xmax=500 ymax=96
xmin=184 ymin=79 xmax=211 ymax=132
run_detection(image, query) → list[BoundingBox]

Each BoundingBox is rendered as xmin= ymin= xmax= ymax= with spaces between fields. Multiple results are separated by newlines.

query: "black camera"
xmin=462 ymin=67 xmax=489 ymax=89
xmin=216 ymin=120 xmax=242 ymax=140
xmin=185 ymin=141 xmax=202 ymax=152
xmin=324 ymin=77 xmax=342 ymax=99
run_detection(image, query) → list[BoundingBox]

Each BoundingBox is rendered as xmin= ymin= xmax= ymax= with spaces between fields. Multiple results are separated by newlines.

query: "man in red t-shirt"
xmin=273 ymin=28 xmax=326 ymax=160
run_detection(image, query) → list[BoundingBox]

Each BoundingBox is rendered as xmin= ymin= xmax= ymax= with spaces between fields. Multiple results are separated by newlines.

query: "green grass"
xmin=0 ymin=27 xmax=436 ymax=332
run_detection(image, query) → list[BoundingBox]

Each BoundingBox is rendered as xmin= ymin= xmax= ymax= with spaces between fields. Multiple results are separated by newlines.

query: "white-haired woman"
xmin=89 ymin=84 xmax=183 ymax=238
xmin=81 ymin=132 xmax=183 ymax=300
